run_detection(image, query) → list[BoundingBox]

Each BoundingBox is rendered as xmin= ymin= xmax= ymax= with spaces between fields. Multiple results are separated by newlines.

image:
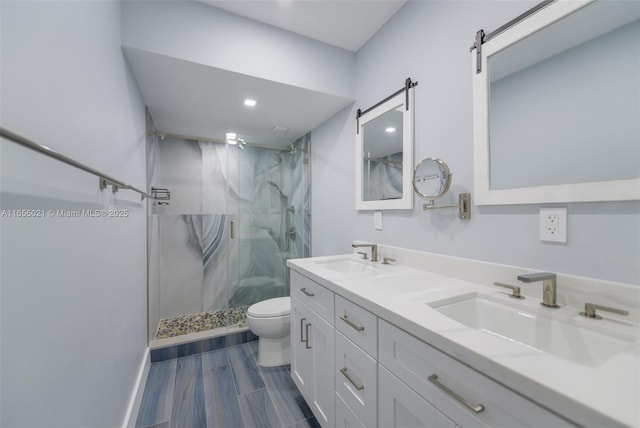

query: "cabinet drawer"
xmin=291 ymin=271 xmax=334 ymax=324
xmin=379 ymin=365 xmax=455 ymax=428
xmin=335 ymin=331 xmax=377 ymax=428
xmin=335 ymin=295 xmax=377 ymax=358
xmin=379 ymin=320 xmax=574 ymax=428
xmin=335 ymin=393 xmax=366 ymax=428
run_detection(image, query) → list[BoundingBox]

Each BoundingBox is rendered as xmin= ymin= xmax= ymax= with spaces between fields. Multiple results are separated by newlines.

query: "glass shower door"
xmin=224 ymin=135 xmax=311 ymax=328
xmin=226 ymin=143 xmax=286 ymax=327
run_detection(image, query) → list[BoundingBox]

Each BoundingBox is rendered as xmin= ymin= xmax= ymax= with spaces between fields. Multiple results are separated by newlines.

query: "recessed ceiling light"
xmin=226 ymin=132 xmax=237 ymax=140
xmin=385 ymin=127 xmax=396 ymax=133
xmin=271 ymin=126 xmax=289 ymax=133
xmin=244 ymin=99 xmax=256 ymax=107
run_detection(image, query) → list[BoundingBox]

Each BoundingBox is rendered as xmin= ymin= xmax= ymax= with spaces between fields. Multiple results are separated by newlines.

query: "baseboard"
xmin=122 ymin=347 xmax=150 ymax=428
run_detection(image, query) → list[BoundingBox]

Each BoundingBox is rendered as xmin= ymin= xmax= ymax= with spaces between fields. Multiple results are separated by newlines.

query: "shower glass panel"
xmin=148 ymin=134 xmax=310 ymax=341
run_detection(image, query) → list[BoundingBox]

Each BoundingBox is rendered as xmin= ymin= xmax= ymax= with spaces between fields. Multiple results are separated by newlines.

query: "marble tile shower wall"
xmin=149 ymin=135 xmax=310 ymax=321
xmin=365 ymin=151 xmax=403 ymax=200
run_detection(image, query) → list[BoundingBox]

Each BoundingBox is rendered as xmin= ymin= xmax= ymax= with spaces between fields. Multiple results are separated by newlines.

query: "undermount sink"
xmin=430 ymin=294 xmax=636 ymax=367
xmin=315 ymin=258 xmax=387 ymax=277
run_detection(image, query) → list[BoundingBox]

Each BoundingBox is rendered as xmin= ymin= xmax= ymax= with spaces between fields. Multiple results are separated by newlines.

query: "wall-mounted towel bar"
xmin=1 ymin=126 xmax=168 ymax=202
xmin=151 ymin=187 xmax=170 ymax=205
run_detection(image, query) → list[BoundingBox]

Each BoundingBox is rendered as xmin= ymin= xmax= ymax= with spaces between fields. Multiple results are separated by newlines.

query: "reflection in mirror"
xmin=413 ymin=158 xmax=451 ymax=199
xmin=362 ymin=107 xmax=403 ymax=201
xmin=472 ymin=0 xmax=640 ymax=204
xmin=489 ymin=2 xmax=639 ymax=190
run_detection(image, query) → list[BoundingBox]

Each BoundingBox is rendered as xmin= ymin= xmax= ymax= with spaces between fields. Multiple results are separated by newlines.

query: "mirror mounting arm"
xmin=423 ymin=193 xmax=471 ymax=220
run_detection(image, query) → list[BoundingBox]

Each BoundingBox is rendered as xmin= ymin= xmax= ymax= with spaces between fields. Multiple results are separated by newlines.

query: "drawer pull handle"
xmin=300 ymin=318 xmax=307 ymax=343
xmin=300 ymin=288 xmax=315 ymax=297
xmin=428 ymin=374 xmax=485 ymax=414
xmin=305 ymin=323 xmax=312 ymax=349
xmin=340 ymin=367 xmax=364 ymax=391
xmin=340 ymin=314 xmax=365 ymax=332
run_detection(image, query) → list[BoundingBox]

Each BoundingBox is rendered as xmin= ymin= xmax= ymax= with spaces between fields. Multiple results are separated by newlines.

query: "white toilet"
xmin=247 ymin=296 xmax=291 ymax=367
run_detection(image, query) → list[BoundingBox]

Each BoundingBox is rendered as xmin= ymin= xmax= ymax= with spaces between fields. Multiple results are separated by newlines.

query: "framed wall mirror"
xmin=472 ymin=0 xmax=640 ymax=205
xmin=356 ymin=80 xmax=415 ymax=210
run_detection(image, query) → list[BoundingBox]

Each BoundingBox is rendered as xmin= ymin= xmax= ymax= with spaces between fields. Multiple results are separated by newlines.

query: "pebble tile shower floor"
xmin=155 ymin=307 xmax=249 ymax=340
xmin=136 ymin=341 xmax=320 ymax=428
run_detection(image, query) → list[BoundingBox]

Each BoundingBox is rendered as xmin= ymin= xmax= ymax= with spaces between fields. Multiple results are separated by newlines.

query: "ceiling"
xmin=124 ymin=47 xmax=353 ymax=146
xmin=198 ymin=0 xmax=407 ymax=52
xmin=126 ymin=1 xmax=406 ymax=147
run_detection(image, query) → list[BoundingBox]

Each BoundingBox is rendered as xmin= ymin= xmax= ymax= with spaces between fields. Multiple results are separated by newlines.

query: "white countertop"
xmin=287 ymin=253 xmax=640 ymax=427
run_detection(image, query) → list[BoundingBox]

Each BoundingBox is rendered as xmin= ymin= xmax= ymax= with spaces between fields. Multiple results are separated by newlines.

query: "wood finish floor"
xmin=136 ymin=341 xmax=319 ymax=428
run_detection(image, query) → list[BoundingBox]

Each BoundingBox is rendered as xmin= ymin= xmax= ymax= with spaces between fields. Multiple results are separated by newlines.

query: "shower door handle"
xmin=230 ymin=220 xmax=235 ymax=239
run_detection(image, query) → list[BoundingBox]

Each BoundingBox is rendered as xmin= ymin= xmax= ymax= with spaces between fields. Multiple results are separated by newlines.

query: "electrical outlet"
xmin=540 ymin=208 xmax=567 ymax=243
xmin=374 ymin=211 xmax=383 ymax=230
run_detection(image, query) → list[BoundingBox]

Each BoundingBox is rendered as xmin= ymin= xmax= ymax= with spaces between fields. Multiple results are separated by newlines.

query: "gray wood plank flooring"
xmin=136 ymin=342 xmax=319 ymax=428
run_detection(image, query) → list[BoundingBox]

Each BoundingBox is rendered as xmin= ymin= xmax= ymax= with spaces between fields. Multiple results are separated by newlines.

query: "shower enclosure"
xmin=147 ymin=131 xmax=310 ymax=341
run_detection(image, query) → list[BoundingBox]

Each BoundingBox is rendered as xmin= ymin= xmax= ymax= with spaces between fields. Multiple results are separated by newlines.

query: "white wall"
xmin=121 ymin=0 xmax=355 ymax=100
xmin=0 ymin=1 xmax=147 ymax=426
xmin=312 ymin=1 xmax=640 ymax=285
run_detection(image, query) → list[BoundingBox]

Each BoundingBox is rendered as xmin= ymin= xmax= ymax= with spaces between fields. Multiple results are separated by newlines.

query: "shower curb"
xmin=150 ymin=330 xmax=258 ymax=363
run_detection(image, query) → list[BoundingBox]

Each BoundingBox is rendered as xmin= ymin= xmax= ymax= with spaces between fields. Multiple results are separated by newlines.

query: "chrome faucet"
xmin=517 ymin=272 xmax=559 ymax=308
xmin=352 ymin=243 xmax=378 ymax=262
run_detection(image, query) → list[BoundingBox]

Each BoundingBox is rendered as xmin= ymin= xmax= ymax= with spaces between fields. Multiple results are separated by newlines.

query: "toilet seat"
xmin=247 ymin=297 xmax=290 ymax=318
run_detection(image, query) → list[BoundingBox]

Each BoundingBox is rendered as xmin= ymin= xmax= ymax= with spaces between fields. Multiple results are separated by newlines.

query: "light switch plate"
xmin=540 ymin=208 xmax=567 ymax=243
xmin=374 ymin=211 xmax=383 ymax=230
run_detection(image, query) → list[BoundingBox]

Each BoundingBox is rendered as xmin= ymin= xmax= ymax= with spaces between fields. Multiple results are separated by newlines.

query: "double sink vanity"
xmin=334 ymin=0 xmax=639 ymax=426
xmin=287 ymin=244 xmax=640 ymax=427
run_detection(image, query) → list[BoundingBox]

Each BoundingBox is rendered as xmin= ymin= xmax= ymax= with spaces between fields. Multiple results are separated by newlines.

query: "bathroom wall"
xmin=121 ymin=0 xmax=355 ymax=100
xmin=0 ymin=1 xmax=147 ymax=426
xmin=311 ymin=1 xmax=640 ymax=285
xmin=149 ymin=136 xmax=310 ymax=321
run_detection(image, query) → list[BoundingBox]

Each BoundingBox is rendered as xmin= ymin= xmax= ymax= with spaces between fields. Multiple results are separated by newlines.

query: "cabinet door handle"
xmin=428 ymin=374 xmax=485 ymax=413
xmin=340 ymin=314 xmax=365 ymax=332
xmin=300 ymin=288 xmax=315 ymax=297
xmin=305 ymin=323 xmax=312 ymax=349
xmin=340 ymin=367 xmax=364 ymax=391
xmin=300 ymin=318 xmax=307 ymax=343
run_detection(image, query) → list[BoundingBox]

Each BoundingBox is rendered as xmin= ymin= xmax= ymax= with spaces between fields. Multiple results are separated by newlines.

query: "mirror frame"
xmin=413 ymin=157 xmax=452 ymax=200
xmin=355 ymin=89 xmax=414 ymax=210
xmin=472 ymin=0 xmax=640 ymax=205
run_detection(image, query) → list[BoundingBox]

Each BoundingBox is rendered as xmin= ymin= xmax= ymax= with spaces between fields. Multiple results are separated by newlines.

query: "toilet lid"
xmin=248 ymin=297 xmax=290 ymax=318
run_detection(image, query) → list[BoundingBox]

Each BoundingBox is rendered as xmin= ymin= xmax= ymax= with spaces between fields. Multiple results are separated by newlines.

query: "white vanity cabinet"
xmin=378 ymin=320 xmax=575 ymax=428
xmin=379 ymin=364 xmax=456 ymax=428
xmin=291 ymin=297 xmax=311 ymax=394
xmin=334 ymin=296 xmax=378 ymax=427
xmin=335 ymin=393 xmax=366 ymax=428
xmin=290 ymin=271 xmax=335 ymax=427
xmin=335 ymin=330 xmax=377 ymax=427
xmin=291 ymin=266 xmax=579 ymax=428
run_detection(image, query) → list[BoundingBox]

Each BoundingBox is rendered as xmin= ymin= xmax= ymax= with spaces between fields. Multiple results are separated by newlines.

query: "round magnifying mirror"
xmin=412 ymin=158 xmax=452 ymax=199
